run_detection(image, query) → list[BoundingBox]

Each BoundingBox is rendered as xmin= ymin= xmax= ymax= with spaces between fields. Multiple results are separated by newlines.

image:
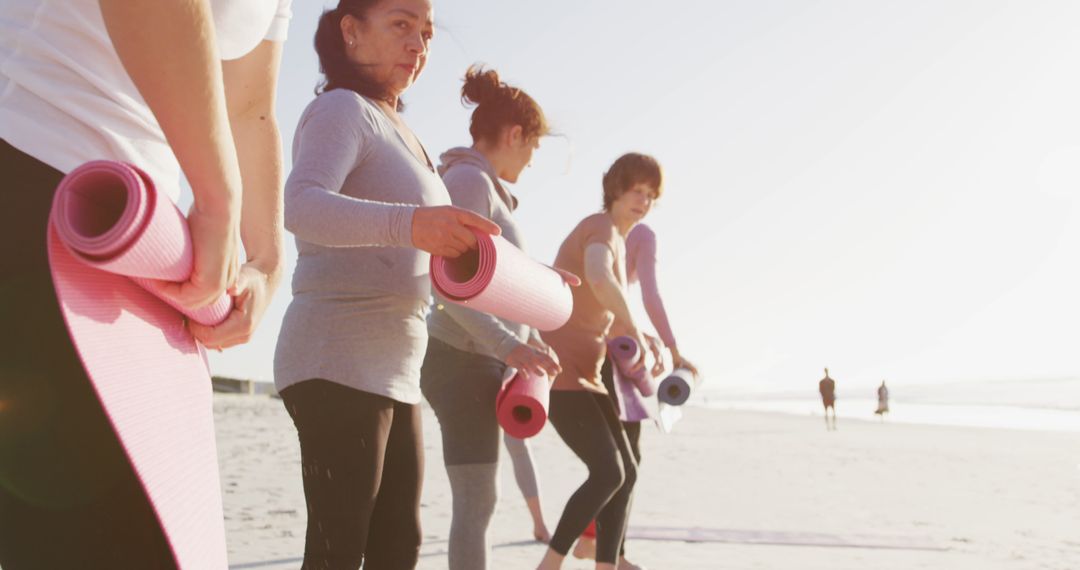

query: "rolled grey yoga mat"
xmin=658 ymin=367 xmax=699 ymax=406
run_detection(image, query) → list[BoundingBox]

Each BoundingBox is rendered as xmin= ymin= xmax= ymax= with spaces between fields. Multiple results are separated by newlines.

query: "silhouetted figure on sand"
xmin=819 ymin=368 xmax=837 ymax=431
xmin=875 ymin=380 xmax=890 ymax=421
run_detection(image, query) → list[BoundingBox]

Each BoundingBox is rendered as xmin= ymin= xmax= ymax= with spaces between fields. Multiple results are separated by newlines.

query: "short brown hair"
xmin=602 ymin=153 xmax=663 ymax=211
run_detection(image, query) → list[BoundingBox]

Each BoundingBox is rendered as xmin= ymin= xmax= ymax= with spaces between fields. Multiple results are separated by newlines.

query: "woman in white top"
xmin=0 ymin=1 xmax=290 ymax=567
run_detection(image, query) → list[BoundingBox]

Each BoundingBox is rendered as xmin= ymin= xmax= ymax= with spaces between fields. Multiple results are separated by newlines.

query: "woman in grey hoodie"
xmin=420 ymin=66 xmax=558 ymax=570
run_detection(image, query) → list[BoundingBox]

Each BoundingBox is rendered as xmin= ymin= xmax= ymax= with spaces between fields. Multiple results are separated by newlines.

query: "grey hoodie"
xmin=427 ymin=147 xmax=540 ymax=361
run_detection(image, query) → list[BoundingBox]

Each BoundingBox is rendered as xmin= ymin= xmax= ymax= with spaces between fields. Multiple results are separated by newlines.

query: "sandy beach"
xmin=217 ymin=393 xmax=1079 ymax=570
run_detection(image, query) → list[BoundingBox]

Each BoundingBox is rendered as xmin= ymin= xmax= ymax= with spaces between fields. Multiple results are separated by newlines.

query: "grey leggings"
xmin=420 ymin=338 xmax=544 ymax=570
xmin=547 ymin=391 xmax=638 ymax=564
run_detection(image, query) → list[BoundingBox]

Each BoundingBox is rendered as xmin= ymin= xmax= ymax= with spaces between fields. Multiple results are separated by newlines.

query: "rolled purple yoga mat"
xmin=658 ymin=367 xmax=700 ymax=406
xmin=430 ymin=230 xmax=576 ymax=331
xmin=496 ymin=369 xmax=550 ymax=439
xmin=607 ymin=336 xmax=658 ymax=397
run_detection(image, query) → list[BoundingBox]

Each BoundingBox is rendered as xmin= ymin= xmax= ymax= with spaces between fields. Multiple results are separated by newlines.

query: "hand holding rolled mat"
xmin=658 ymin=367 xmax=702 ymax=406
xmin=430 ymin=229 xmax=576 ymax=331
xmin=607 ymin=336 xmax=659 ymax=397
xmin=51 ymin=160 xmax=232 ymax=326
xmin=496 ymin=368 xmax=550 ymax=439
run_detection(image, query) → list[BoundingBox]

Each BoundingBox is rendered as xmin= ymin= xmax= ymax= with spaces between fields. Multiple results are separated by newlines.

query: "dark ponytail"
xmin=460 ymin=65 xmax=548 ymax=143
xmin=314 ymin=1 xmax=404 ymax=111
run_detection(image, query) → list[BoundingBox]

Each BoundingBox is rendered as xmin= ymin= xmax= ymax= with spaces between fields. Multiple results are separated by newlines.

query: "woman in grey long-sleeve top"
xmin=419 ymin=66 xmax=559 ymax=570
xmin=273 ymin=3 xmax=498 ymax=569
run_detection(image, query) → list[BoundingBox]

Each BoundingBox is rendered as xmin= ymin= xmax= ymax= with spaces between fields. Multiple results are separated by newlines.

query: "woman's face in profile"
xmin=343 ymin=0 xmax=434 ymax=98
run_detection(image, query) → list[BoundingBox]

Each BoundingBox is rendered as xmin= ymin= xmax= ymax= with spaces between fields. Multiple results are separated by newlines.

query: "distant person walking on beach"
xmin=538 ymin=153 xmax=663 ymax=570
xmin=819 ymin=368 xmax=837 ymax=431
xmin=875 ymin=380 xmax=890 ymax=421
xmin=273 ymin=2 xmax=500 ymax=567
xmin=419 ymin=65 xmax=560 ymax=570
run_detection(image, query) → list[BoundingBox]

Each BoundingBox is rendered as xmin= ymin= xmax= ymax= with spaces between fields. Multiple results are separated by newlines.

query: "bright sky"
xmin=199 ymin=0 xmax=1080 ymax=394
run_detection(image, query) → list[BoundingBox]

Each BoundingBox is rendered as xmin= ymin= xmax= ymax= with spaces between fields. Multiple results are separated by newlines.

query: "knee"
xmin=620 ymin=458 xmax=638 ymax=490
xmin=588 ymin=457 xmax=626 ymax=496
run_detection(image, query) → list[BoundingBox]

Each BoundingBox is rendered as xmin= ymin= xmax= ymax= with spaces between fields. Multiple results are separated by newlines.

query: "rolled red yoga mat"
xmin=658 ymin=367 xmax=700 ymax=406
xmin=430 ymin=229 xmax=575 ymax=332
xmin=47 ymin=160 xmax=234 ymax=569
xmin=495 ymin=368 xmax=550 ymax=439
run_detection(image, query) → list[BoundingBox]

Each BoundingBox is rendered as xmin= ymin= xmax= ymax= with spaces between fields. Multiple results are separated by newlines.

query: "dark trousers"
xmin=547 ymin=390 xmax=638 ymax=564
xmin=0 ymin=139 xmax=176 ymax=569
xmin=281 ymin=379 xmax=424 ymax=570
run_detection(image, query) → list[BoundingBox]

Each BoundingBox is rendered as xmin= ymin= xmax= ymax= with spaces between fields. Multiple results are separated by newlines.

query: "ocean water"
xmin=695 ymin=378 xmax=1080 ymax=433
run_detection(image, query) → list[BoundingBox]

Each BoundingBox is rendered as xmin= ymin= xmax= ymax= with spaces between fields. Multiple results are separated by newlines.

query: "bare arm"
xmin=100 ymin=0 xmax=241 ymax=309
xmin=188 ymin=39 xmax=285 ymax=349
xmin=584 ymin=243 xmax=641 ymax=342
xmin=223 ymin=39 xmax=284 ymax=279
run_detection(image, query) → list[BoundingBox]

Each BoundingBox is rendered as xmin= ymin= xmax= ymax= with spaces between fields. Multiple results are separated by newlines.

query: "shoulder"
xmin=442 ymin=163 xmax=495 ymax=194
xmin=576 ymin=213 xmax=619 ymax=247
xmin=629 ymin=223 xmax=657 ymax=241
xmin=307 ymin=90 xmax=378 ymax=124
xmin=441 ymin=164 xmax=496 ymax=211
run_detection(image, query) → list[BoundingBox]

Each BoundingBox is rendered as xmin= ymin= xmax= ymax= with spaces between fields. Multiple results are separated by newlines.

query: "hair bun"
xmin=461 ymin=65 xmax=505 ymax=106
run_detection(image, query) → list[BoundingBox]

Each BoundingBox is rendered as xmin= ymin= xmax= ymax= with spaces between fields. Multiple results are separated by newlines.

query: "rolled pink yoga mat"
xmin=430 ymin=230 xmax=575 ymax=331
xmin=496 ymin=369 xmax=550 ymax=439
xmin=47 ymin=160 xmax=233 ymax=569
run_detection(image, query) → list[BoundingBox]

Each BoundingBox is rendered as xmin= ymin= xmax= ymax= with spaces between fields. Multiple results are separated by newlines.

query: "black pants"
xmin=547 ymin=390 xmax=638 ymax=564
xmin=0 ymin=140 xmax=176 ymax=569
xmin=281 ymin=379 xmax=424 ymax=570
xmin=600 ymin=356 xmax=642 ymax=463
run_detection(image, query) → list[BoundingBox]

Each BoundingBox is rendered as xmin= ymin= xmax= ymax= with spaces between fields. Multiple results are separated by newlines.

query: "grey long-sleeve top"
xmin=426 ymin=147 xmax=540 ymax=361
xmin=273 ymin=89 xmax=451 ymax=403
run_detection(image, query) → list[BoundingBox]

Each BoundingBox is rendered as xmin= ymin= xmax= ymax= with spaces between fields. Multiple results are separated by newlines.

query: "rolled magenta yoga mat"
xmin=495 ymin=368 xmax=550 ymax=438
xmin=430 ymin=229 xmax=575 ymax=331
xmin=47 ymin=160 xmax=233 ymax=569
xmin=658 ymin=367 xmax=700 ymax=406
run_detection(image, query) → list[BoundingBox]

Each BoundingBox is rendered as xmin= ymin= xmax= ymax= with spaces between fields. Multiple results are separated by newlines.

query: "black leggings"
xmin=281 ymin=379 xmax=424 ymax=570
xmin=0 ymin=140 xmax=176 ymax=569
xmin=600 ymin=356 xmax=642 ymax=463
xmin=547 ymin=390 xmax=638 ymax=564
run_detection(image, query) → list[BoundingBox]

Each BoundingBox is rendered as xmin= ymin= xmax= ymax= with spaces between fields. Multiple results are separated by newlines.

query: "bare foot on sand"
xmin=534 ymin=525 xmax=552 ymax=543
xmin=572 ymin=536 xmax=596 ymax=559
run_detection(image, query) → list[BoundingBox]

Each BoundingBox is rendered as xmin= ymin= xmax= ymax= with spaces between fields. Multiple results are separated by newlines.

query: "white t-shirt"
xmin=0 ymin=0 xmax=292 ymax=202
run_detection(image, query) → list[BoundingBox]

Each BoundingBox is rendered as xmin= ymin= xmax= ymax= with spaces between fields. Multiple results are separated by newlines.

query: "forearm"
xmin=591 ymin=275 xmax=639 ymax=336
xmin=232 ymin=113 xmax=284 ymax=275
xmin=283 ymin=186 xmax=416 ymax=248
xmin=440 ymin=298 xmax=525 ymax=360
xmin=100 ymin=0 xmax=240 ymax=214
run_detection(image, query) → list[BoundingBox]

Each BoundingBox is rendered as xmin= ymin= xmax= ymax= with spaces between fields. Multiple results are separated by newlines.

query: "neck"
xmin=376 ymin=96 xmax=400 ymax=117
xmin=608 ymin=211 xmax=635 ymax=237
xmin=472 ymin=140 xmax=508 ymax=180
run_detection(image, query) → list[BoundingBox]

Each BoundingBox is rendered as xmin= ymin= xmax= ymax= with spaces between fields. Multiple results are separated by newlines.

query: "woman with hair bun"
xmin=273 ymin=2 xmax=500 ymax=568
xmin=420 ymin=64 xmax=560 ymax=570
